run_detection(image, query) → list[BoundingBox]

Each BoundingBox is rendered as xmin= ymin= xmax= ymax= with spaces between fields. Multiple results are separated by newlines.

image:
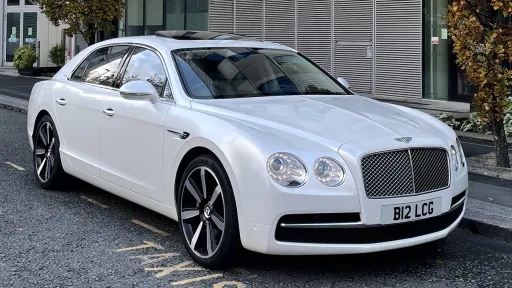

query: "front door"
xmin=100 ymin=47 xmax=171 ymax=201
xmin=4 ymin=11 xmax=38 ymax=65
xmin=333 ymin=0 xmax=374 ymax=96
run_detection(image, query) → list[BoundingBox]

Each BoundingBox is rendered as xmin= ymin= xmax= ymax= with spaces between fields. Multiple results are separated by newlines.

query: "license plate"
xmin=381 ymin=198 xmax=442 ymax=224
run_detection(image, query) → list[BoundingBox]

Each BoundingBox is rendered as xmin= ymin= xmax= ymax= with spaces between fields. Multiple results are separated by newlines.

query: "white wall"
xmin=38 ymin=13 xmax=68 ymax=67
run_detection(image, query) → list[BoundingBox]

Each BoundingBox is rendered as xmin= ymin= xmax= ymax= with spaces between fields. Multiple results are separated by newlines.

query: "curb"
xmin=0 ymin=102 xmax=27 ymax=114
xmin=456 ymin=130 xmax=512 ymax=145
xmin=459 ymin=217 xmax=512 ymax=242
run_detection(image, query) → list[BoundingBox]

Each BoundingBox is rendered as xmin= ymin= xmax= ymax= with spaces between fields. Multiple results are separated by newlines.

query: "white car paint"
xmin=27 ymin=35 xmax=468 ymax=256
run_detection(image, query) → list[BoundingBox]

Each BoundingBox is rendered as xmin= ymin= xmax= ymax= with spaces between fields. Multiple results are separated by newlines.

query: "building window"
xmin=123 ymin=0 xmax=208 ymax=37
xmin=146 ymin=0 xmax=165 ymax=35
xmin=7 ymin=0 xmax=20 ymax=6
xmin=126 ymin=0 xmax=144 ymax=36
xmin=422 ymin=0 xmax=450 ymax=101
xmin=184 ymin=0 xmax=208 ymax=30
xmin=422 ymin=0 xmax=475 ymax=103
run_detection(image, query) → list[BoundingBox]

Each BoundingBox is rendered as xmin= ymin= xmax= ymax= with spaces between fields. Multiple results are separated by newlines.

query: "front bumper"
xmin=239 ymin=192 xmax=466 ymax=255
xmin=235 ymin=136 xmax=468 ymax=255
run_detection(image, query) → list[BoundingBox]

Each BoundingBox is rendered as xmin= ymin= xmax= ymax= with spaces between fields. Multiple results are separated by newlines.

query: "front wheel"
xmin=177 ymin=154 xmax=241 ymax=269
xmin=33 ymin=115 xmax=67 ymax=190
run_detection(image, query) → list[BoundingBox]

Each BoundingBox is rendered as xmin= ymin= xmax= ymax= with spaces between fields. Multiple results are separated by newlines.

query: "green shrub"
xmin=48 ymin=42 xmax=66 ymax=67
xmin=13 ymin=45 xmax=36 ymax=69
xmin=437 ymin=113 xmax=462 ymax=130
xmin=460 ymin=113 xmax=489 ymax=134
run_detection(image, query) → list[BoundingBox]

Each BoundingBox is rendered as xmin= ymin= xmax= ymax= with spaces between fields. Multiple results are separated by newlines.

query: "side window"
xmin=122 ymin=47 xmax=170 ymax=98
xmin=71 ymin=53 xmax=95 ymax=81
xmin=163 ymin=81 xmax=173 ymax=100
xmin=82 ymin=45 xmax=131 ymax=87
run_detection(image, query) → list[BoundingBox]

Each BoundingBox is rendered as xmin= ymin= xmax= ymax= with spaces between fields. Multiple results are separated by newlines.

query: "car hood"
xmin=191 ymin=95 xmax=441 ymax=149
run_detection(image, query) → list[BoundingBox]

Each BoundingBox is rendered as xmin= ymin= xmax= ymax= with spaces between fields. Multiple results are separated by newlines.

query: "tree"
xmin=36 ymin=0 xmax=125 ymax=45
xmin=447 ymin=0 xmax=512 ymax=167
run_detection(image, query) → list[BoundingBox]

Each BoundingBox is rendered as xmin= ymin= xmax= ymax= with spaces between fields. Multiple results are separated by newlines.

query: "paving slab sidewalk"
xmin=0 ymin=66 xmax=51 ymax=80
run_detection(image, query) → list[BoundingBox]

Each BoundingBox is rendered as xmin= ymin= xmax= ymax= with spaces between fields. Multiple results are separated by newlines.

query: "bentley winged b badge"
xmin=395 ymin=137 xmax=412 ymax=144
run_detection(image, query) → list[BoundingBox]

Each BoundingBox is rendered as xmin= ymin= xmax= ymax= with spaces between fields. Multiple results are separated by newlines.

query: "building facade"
xmin=118 ymin=0 xmax=474 ymax=105
xmin=1 ymin=0 xmax=68 ymax=67
xmin=0 ymin=0 xmax=473 ymax=106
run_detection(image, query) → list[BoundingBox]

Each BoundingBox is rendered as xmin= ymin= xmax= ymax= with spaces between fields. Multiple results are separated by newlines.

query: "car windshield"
xmin=172 ymin=47 xmax=350 ymax=99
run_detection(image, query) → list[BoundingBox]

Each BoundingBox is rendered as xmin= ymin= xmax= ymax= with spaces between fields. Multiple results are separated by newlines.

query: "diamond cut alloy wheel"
xmin=34 ymin=121 xmax=56 ymax=183
xmin=180 ymin=166 xmax=226 ymax=258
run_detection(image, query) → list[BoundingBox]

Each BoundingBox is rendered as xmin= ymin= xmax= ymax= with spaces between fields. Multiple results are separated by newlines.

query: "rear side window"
xmin=81 ymin=45 xmax=131 ymax=87
xmin=71 ymin=53 xmax=94 ymax=81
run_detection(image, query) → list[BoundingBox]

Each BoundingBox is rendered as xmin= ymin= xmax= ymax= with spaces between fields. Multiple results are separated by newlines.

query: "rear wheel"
xmin=33 ymin=115 xmax=67 ymax=190
xmin=177 ymin=154 xmax=241 ymax=269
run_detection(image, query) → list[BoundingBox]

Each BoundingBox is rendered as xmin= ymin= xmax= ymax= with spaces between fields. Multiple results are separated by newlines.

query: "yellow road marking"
xmin=131 ymin=219 xmax=170 ymax=236
xmin=5 ymin=162 xmax=25 ymax=171
xmin=214 ymin=281 xmax=247 ymax=288
xmin=171 ymin=274 xmax=224 ymax=286
xmin=131 ymin=253 xmax=180 ymax=265
xmin=116 ymin=241 xmax=164 ymax=252
xmin=80 ymin=196 xmax=109 ymax=208
xmin=145 ymin=261 xmax=202 ymax=278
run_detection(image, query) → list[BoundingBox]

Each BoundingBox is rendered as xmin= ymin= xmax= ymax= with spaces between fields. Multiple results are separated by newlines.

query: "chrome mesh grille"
xmin=361 ymin=148 xmax=449 ymax=199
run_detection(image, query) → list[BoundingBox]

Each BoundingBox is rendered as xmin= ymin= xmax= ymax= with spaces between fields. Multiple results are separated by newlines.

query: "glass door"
xmin=4 ymin=12 xmax=38 ymax=65
xmin=5 ymin=13 xmax=21 ymax=63
xmin=22 ymin=12 xmax=38 ymax=46
xmin=422 ymin=0 xmax=450 ymax=100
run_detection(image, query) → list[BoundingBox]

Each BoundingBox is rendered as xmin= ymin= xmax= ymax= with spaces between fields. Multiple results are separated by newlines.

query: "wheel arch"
xmin=32 ymin=110 xmax=51 ymax=142
xmin=172 ymin=140 xmax=240 ymax=213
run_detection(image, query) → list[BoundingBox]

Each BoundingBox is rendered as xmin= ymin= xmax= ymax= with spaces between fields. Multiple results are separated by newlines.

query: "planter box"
xmin=18 ymin=66 xmax=62 ymax=77
xmin=17 ymin=68 xmax=39 ymax=76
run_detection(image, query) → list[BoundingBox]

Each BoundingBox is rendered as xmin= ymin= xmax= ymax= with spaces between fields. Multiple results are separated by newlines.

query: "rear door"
xmin=54 ymin=45 xmax=131 ymax=177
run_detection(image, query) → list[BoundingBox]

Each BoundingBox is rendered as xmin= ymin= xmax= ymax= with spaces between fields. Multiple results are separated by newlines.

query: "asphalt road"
xmin=1 ymin=109 xmax=512 ymax=287
xmin=0 ymin=75 xmax=41 ymax=100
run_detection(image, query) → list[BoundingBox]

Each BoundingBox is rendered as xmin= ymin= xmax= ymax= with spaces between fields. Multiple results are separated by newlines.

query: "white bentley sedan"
xmin=27 ymin=30 xmax=468 ymax=269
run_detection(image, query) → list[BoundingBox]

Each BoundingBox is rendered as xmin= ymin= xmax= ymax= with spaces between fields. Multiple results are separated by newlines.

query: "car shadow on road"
xmin=61 ymin=176 xmax=456 ymax=275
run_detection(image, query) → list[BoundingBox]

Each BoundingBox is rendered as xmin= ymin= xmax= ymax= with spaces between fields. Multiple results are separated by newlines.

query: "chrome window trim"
xmin=359 ymin=147 xmax=451 ymax=200
xmin=451 ymin=196 xmax=466 ymax=210
xmin=280 ymin=222 xmax=365 ymax=228
xmin=66 ymin=42 xmax=176 ymax=104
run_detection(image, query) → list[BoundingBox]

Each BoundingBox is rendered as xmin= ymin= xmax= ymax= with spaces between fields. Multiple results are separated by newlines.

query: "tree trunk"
xmin=491 ymin=115 xmax=510 ymax=168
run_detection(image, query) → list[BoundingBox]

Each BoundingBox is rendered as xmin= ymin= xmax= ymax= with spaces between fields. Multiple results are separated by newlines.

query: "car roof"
xmin=96 ymin=31 xmax=296 ymax=53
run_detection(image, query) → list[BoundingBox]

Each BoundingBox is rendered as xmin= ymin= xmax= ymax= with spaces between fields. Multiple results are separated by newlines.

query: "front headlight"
xmin=313 ymin=157 xmax=346 ymax=187
xmin=456 ymin=137 xmax=466 ymax=167
xmin=267 ymin=153 xmax=307 ymax=188
xmin=450 ymin=145 xmax=460 ymax=172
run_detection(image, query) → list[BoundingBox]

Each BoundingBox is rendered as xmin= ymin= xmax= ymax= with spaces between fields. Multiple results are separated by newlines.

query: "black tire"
xmin=177 ymin=154 xmax=241 ymax=269
xmin=33 ymin=115 xmax=67 ymax=190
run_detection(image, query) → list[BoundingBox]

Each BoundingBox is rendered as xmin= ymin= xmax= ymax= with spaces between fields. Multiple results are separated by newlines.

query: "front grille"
xmin=361 ymin=148 xmax=449 ymax=199
xmin=275 ymin=203 xmax=464 ymax=244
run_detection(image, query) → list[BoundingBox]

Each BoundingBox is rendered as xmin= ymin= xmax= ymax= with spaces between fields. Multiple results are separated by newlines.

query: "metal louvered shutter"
xmin=234 ymin=0 xmax=264 ymax=39
xmin=296 ymin=0 xmax=333 ymax=73
xmin=375 ymin=0 xmax=422 ymax=100
xmin=334 ymin=0 xmax=374 ymax=96
xmin=264 ymin=0 xmax=296 ymax=49
xmin=209 ymin=0 xmax=234 ymax=33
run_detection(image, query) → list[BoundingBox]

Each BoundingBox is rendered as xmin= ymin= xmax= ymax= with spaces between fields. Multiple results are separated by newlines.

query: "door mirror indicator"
xmin=337 ymin=77 xmax=350 ymax=89
xmin=119 ymin=80 xmax=159 ymax=104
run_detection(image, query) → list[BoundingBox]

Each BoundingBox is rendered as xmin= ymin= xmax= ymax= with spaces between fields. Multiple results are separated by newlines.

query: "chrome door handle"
xmin=103 ymin=108 xmax=115 ymax=117
xmin=56 ymin=98 xmax=67 ymax=106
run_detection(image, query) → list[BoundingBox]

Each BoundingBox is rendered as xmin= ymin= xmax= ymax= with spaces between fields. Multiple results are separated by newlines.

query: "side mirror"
xmin=337 ymin=77 xmax=350 ymax=89
xmin=119 ymin=80 xmax=159 ymax=104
